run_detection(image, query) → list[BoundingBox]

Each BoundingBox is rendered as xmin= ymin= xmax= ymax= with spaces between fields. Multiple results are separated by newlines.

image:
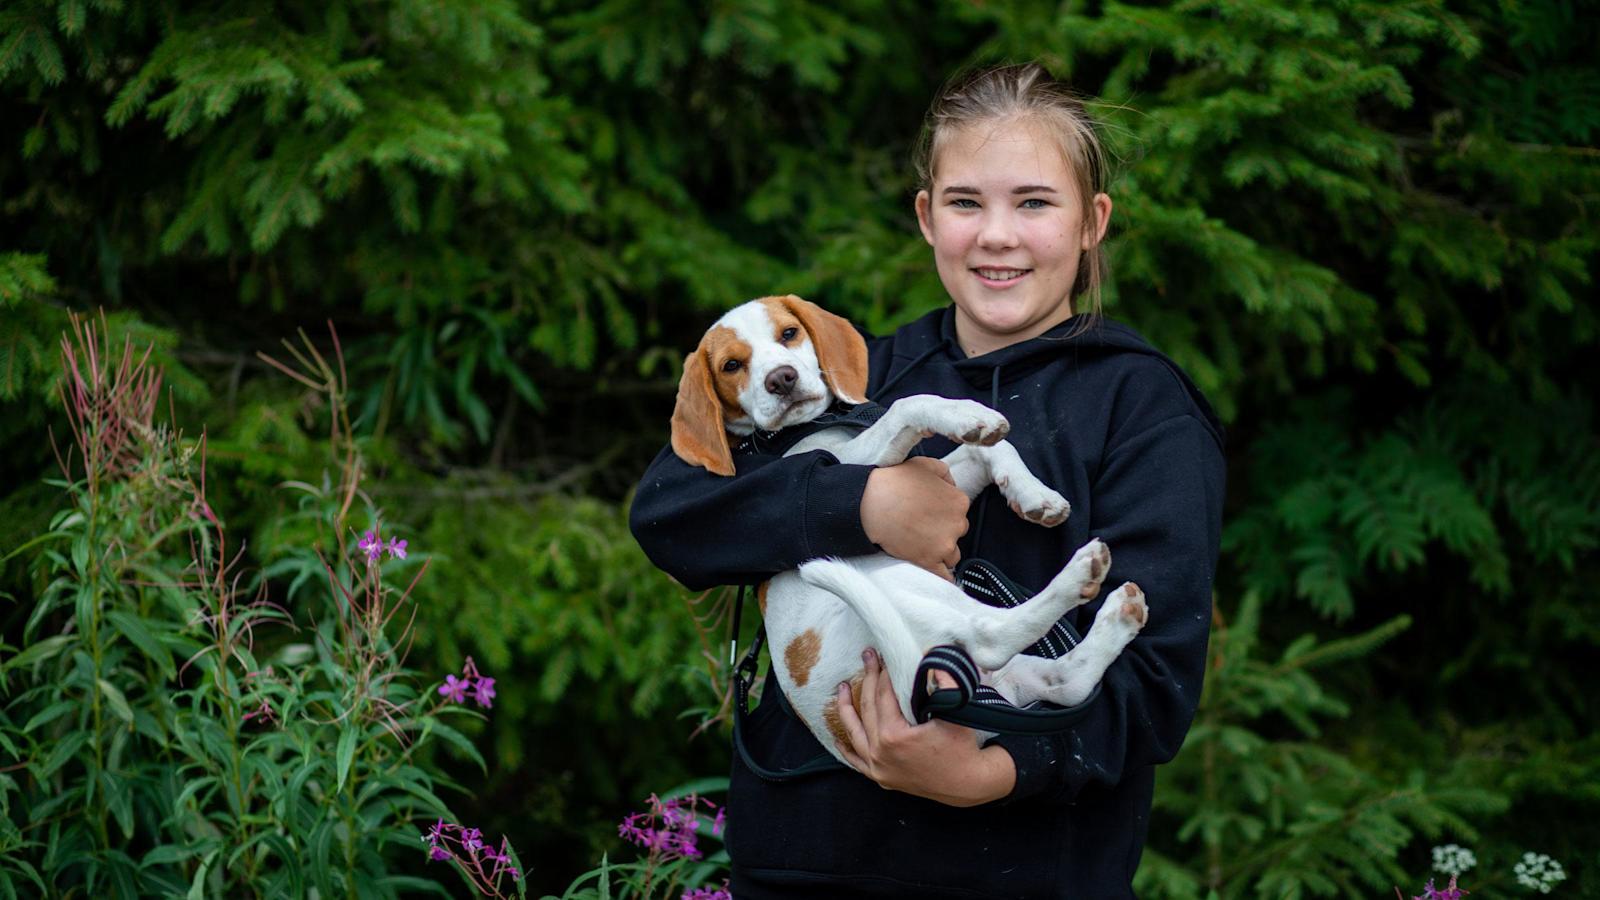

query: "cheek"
xmin=929 ymin=218 xmax=975 ymax=258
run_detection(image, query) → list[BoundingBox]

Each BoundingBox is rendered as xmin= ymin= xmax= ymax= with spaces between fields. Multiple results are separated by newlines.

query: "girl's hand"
xmin=861 ymin=458 xmax=969 ymax=580
xmin=834 ymin=648 xmax=1016 ymax=807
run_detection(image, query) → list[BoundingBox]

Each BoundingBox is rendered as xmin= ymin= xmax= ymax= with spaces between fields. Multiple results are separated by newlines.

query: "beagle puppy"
xmin=671 ymin=295 xmax=1148 ymax=767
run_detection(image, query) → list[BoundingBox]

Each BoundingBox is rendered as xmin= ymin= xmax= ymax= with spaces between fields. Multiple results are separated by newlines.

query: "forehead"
xmin=712 ymin=299 xmax=800 ymax=344
xmin=932 ymin=119 xmax=1076 ymax=191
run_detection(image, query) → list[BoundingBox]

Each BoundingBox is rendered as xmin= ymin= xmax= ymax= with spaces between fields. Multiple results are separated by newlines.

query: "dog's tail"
xmin=797 ymin=558 xmax=920 ymax=671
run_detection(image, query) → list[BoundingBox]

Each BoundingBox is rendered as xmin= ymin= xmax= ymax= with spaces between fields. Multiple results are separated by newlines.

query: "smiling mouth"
xmin=973 ymin=267 xmax=1032 ymax=285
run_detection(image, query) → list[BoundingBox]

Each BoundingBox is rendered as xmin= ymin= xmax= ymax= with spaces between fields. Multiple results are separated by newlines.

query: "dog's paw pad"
xmin=1093 ymin=582 xmax=1146 ymax=630
xmin=1121 ymin=599 xmax=1147 ymax=626
xmin=961 ymin=419 xmax=1009 ymax=445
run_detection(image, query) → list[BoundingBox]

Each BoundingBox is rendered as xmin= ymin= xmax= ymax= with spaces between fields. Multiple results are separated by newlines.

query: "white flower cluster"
xmin=1514 ymin=852 xmax=1567 ymax=894
xmin=1431 ymin=844 xmax=1477 ymax=877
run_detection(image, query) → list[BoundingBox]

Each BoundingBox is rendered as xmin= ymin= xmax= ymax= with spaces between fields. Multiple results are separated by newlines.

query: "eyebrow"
xmin=941 ymin=185 xmax=1059 ymax=195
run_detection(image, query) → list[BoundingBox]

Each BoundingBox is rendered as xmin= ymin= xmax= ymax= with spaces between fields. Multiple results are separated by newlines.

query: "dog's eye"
xmin=780 ymin=327 xmax=798 ymax=343
xmin=722 ymin=359 xmax=742 ymax=373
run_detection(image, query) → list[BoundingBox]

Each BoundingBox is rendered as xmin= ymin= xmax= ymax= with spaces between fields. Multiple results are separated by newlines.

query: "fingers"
xmin=909 ymin=456 xmax=957 ymax=487
xmin=858 ymin=648 xmax=880 ymax=730
xmin=834 ymin=682 xmax=870 ymax=771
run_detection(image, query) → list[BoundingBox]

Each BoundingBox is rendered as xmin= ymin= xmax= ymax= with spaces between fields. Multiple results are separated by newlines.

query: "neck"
xmin=954 ymin=305 xmax=1074 ymax=358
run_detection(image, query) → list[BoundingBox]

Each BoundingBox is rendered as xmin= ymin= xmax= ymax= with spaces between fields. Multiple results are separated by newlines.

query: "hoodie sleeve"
xmin=629 ymin=441 xmax=881 ymax=591
xmin=629 ymin=329 xmax=897 ymax=590
xmin=988 ymin=391 xmax=1225 ymax=805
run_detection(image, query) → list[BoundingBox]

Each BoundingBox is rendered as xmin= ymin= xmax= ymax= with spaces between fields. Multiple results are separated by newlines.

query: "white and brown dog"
xmin=671 ymin=295 xmax=1148 ymax=767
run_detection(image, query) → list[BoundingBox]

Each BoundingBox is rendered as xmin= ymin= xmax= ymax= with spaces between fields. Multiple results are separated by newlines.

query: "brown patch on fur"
xmin=784 ymin=628 xmax=822 ymax=687
xmin=770 ymin=295 xmax=869 ymax=404
xmin=757 ymin=580 xmax=769 ymax=616
xmin=821 ymin=671 xmax=866 ymax=756
xmin=669 ymin=325 xmax=749 ymax=476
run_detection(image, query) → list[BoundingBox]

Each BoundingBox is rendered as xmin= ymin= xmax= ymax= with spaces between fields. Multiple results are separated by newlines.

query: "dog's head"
xmin=671 ymin=295 xmax=869 ymax=476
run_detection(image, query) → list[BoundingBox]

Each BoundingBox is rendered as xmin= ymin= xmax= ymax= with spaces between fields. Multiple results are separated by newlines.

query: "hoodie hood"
xmin=874 ymin=306 xmax=1225 ymax=453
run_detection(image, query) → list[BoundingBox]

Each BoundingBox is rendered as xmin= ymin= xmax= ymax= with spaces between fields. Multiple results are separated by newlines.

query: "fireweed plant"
xmin=546 ymin=786 xmax=729 ymax=899
xmin=0 ymin=317 xmax=521 ymax=897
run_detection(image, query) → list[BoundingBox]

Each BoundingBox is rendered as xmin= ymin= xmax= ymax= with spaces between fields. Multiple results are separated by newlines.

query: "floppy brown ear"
xmin=778 ymin=294 xmax=868 ymax=404
xmin=670 ymin=347 xmax=736 ymax=476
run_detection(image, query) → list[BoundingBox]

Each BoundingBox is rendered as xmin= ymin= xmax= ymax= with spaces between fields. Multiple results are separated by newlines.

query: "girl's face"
xmin=915 ymin=118 xmax=1112 ymax=358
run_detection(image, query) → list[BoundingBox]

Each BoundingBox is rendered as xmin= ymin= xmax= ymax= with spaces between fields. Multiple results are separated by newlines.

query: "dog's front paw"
xmin=908 ymin=395 xmax=1004 ymax=445
xmin=939 ymin=400 xmax=1008 ymax=446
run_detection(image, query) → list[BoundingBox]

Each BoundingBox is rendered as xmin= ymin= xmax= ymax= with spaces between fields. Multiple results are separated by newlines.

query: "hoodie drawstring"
xmin=968 ymin=365 xmax=1001 ymax=560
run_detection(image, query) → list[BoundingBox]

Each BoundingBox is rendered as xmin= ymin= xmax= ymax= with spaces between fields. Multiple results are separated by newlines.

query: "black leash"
xmin=730 ymin=583 xmax=847 ymax=781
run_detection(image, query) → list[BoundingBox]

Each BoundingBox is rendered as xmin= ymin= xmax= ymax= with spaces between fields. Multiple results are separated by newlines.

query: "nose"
xmin=977 ymin=210 xmax=1020 ymax=250
xmin=765 ymin=366 xmax=798 ymax=397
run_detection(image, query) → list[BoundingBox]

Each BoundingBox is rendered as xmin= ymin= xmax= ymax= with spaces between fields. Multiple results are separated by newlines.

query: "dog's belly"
xmin=762 ymin=558 xmax=999 ymax=766
xmin=763 ymin=570 xmax=874 ymax=764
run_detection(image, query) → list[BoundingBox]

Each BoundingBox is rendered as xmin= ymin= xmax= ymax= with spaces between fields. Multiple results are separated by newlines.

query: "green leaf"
xmin=23 ymin=700 xmax=76 ymax=734
xmin=186 ymin=857 xmax=211 ymax=900
xmin=97 ymin=678 xmax=134 ymax=724
xmin=417 ymin=716 xmax=486 ymax=772
xmin=2 ymin=636 xmax=73 ymax=674
xmin=37 ymin=731 xmax=88 ymax=779
xmin=141 ymin=844 xmax=200 ymax=868
xmin=336 ymin=724 xmax=356 ymax=794
xmin=106 ymin=610 xmax=176 ymax=679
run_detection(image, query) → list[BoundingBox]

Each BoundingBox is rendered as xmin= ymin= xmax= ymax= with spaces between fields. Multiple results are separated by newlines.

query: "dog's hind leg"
xmin=960 ymin=539 xmax=1111 ymax=671
xmin=989 ymin=582 xmax=1147 ymax=707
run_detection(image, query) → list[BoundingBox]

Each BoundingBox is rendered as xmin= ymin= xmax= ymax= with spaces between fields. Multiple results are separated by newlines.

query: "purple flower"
xmin=429 ymin=845 xmax=450 ymax=861
xmin=619 ymin=794 xmax=721 ymax=863
xmin=471 ymin=676 xmax=496 ymax=708
xmin=387 ymin=537 xmax=408 ymax=560
xmin=462 ymin=827 xmax=483 ymax=852
xmin=438 ymin=674 xmax=470 ymax=704
xmin=1415 ymin=877 xmax=1468 ymax=900
xmin=683 ymin=883 xmax=732 ymax=900
xmin=424 ymin=818 xmax=445 ymax=846
xmin=358 ymin=529 xmax=383 ymax=563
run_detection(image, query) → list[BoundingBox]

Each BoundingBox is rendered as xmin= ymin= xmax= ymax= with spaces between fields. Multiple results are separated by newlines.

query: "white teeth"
xmin=977 ymin=268 xmax=1027 ymax=280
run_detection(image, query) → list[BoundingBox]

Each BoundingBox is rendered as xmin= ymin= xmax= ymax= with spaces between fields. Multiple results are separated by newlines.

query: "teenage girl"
xmin=631 ymin=63 xmax=1225 ymax=899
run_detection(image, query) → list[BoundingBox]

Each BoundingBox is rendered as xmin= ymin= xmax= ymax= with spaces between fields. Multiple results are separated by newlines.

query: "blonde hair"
xmin=914 ymin=63 xmax=1111 ymax=318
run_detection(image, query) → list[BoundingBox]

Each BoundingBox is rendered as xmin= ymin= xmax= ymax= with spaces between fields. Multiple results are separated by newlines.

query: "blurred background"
xmin=2 ymin=0 xmax=1596 ymax=895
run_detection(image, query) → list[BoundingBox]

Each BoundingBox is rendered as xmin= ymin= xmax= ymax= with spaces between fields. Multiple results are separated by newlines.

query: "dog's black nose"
xmin=765 ymin=366 xmax=798 ymax=397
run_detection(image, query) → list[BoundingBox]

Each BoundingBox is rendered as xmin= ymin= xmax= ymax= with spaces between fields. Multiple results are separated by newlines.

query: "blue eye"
xmin=950 ymin=198 xmax=980 ymax=209
xmin=1020 ymin=198 xmax=1049 ymax=210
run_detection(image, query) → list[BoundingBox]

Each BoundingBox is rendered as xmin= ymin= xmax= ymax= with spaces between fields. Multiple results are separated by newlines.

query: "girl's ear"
xmin=670 ymin=347 xmax=735 ymax=476
xmin=779 ymin=294 xmax=869 ymax=404
xmin=915 ymin=190 xmax=935 ymax=246
xmin=1081 ymin=192 xmax=1114 ymax=251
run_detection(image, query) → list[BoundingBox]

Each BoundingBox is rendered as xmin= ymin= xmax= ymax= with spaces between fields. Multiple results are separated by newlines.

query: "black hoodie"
xmin=630 ymin=307 xmax=1225 ymax=899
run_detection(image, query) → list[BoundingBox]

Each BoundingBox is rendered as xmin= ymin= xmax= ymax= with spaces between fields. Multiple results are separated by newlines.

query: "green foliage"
xmin=0 ymin=323 xmax=508 ymax=897
xmin=1139 ymin=592 xmax=1507 ymax=898
xmin=2 ymin=0 xmax=1597 ymax=893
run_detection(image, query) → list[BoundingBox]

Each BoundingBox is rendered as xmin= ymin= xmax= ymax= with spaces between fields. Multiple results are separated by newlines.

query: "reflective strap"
xmin=914 ymin=642 xmax=1104 ymax=735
